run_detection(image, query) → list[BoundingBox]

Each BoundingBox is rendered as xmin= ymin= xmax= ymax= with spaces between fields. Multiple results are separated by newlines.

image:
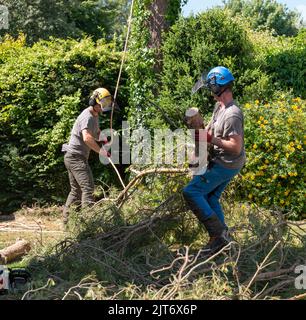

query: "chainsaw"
xmin=0 ymin=265 xmax=31 ymax=294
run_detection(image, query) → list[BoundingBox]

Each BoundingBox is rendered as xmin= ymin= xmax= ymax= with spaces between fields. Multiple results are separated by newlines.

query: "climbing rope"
xmin=110 ymin=0 xmax=135 ymax=142
xmin=103 ymin=0 xmax=135 ymax=190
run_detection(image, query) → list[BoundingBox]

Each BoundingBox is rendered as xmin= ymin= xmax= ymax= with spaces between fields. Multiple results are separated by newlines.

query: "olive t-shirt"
xmin=209 ymin=101 xmax=246 ymax=169
xmin=64 ymin=107 xmax=99 ymax=159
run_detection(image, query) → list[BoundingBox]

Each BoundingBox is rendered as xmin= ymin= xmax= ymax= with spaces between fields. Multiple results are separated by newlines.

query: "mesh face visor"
xmin=191 ymin=72 xmax=208 ymax=94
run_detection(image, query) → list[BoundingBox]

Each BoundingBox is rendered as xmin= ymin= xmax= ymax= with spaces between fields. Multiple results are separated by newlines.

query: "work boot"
xmin=201 ymin=214 xmax=229 ymax=257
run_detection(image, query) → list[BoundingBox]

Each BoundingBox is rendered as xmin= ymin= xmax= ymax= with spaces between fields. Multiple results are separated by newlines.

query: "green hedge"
xmin=157 ymin=9 xmax=254 ymax=128
xmin=143 ymin=9 xmax=306 ymax=129
xmin=0 ymin=36 xmax=127 ymax=212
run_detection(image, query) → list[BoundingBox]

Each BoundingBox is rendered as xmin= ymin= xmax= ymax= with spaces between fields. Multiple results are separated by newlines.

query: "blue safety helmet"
xmin=192 ymin=66 xmax=235 ymax=96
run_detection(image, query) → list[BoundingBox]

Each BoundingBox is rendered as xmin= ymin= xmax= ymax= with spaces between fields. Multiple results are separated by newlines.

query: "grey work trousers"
xmin=64 ymin=152 xmax=95 ymax=212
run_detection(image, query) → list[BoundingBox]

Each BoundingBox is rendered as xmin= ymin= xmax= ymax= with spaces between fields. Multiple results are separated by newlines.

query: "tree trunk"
xmin=148 ymin=0 xmax=169 ymax=73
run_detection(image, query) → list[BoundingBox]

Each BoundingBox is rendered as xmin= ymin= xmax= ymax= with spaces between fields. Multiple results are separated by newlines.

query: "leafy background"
xmin=0 ymin=0 xmax=305 ymax=218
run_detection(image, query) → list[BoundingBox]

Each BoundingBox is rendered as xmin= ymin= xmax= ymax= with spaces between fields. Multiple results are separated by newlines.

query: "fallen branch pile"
xmin=20 ymin=167 xmax=306 ymax=300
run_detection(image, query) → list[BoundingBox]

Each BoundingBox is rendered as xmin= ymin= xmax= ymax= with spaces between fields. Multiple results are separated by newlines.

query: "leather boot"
xmin=201 ymin=214 xmax=229 ymax=256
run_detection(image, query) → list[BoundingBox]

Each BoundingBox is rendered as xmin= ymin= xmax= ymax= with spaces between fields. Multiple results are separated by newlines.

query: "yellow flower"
xmin=256 ymin=183 xmax=262 ymax=187
xmin=255 ymin=100 xmax=260 ymax=105
xmin=265 ymin=142 xmax=270 ymax=148
xmin=297 ymin=145 xmax=302 ymax=150
xmin=260 ymin=124 xmax=265 ymax=129
xmin=284 ymin=190 xmax=290 ymax=196
xmin=289 ymin=142 xmax=295 ymax=147
xmin=245 ymin=103 xmax=251 ymax=109
xmin=272 ymin=174 xmax=277 ymax=180
xmin=248 ymin=194 xmax=253 ymax=199
xmin=292 ymin=97 xmax=301 ymax=102
xmin=260 ymin=116 xmax=264 ymax=121
xmin=280 ymin=199 xmax=285 ymax=205
xmin=292 ymin=105 xmax=299 ymax=111
xmin=286 ymin=153 xmax=290 ymax=158
xmin=253 ymin=144 xmax=257 ymax=149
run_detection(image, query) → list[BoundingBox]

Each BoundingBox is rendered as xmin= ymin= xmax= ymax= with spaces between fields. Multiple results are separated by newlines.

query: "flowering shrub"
xmin=235 ymin=97 xmax=306 ymax=218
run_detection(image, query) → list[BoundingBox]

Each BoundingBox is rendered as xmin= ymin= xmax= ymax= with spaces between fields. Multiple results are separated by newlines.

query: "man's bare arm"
xmin=211 ymin=135 xmax=243 ymax=155
xmin=82 ymin=129 xmax=102 ymax=154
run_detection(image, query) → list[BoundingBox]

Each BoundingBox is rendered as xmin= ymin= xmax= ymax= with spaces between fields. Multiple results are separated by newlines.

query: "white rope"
xmin=110 ymin=0 xmax=135 ymax=140
xmin=103 ymin=0 xmax=135 ymax=190
xmin=109 ymin=157 xmax=126 ymax=189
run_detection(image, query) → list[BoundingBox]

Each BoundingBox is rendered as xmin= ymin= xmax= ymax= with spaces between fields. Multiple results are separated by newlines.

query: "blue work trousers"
xmin=183 ymin=162 xmax=241 ymax=226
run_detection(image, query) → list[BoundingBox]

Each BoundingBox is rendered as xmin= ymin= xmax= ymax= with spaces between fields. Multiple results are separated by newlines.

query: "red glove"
xmin=194 ymin=130 xmax=212 ymax=143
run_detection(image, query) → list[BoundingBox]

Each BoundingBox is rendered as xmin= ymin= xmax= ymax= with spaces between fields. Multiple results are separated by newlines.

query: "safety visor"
xmin=191 ymin=72 xmax=209 ymax=94
xmin=97 ymin=95 xmax=120 ymax=112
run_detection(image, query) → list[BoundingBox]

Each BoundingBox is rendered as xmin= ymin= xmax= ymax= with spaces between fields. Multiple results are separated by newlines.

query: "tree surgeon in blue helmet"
xmin=183 ymin=66 xmax=246 ymax=256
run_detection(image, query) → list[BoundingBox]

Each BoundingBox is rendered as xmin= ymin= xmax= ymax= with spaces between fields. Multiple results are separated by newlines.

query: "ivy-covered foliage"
xmin=127 ymin=0 xmax=185 ymax=129
xmin=0 ymin=36 xmax=128 ymax=212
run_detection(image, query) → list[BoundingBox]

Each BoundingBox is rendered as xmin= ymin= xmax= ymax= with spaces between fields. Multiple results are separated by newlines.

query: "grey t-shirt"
xmin=209 ymin=101 xmax=246 ymax=169
xmin=65 ymin=107 xmax=99 ymax=159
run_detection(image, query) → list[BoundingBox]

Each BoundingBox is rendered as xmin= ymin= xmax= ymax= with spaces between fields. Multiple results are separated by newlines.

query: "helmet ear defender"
xmin=208 ymin=82 xmax=233 ymax=97
xmin=89 ymin=91 xmax=98 ymax=106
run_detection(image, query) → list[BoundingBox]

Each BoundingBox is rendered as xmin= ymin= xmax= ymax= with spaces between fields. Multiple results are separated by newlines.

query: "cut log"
xmin=0 ymin=240 xmax=31 ymax=264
